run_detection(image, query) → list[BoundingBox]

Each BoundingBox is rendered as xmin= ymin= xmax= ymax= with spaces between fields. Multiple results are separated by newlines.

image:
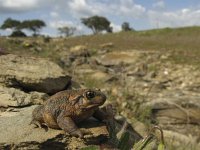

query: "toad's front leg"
xmin=93 ymin=108 xmax=109 ymax=122
xmin=57 ymin=114 xmax=83 ymax=138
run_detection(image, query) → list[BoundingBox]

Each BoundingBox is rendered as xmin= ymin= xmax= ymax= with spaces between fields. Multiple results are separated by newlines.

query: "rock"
xmin=0 ymin=105 xmax=109 ymax=149
xmin=100 ymin=42 xmax=114 ymax=49
xmin=90 ymin=71 xmax=110 ymax=81
xmin=70 ymin=45 xmax=90 ymax=57
xmin=0 ymin=54 xmax=71 ymax=94
xmin=70 ymin=45 xmax=87 ymax=52
xmin=0 ymin=85 xmax=48 ymax=107
xmin=97 ymin=51 xmax=144 ymax=66
xmin=74 ymin=64 xmax=112 ymax=82
xmin=60 ymin=45 xmax=90 ymax=68
xmin=144 ymin=90 xmax=200 ymax=137
xmin=127 ymin=63 xmax=148 ymax=77
xmin=153 ymin=64 xmax=200 ymax=90
xmin=0 ymin=47 xmax=8 ymax=55
xmin=163 ymin=130 xmax=200 ymax=148
xmin=74 ymin=64 xmax=96 ymax=74
xmin=59 ymin=55 xmax=73 ymax=67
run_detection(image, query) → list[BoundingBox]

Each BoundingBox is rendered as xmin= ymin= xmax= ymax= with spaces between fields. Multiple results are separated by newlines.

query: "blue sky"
xmin=0 ymin=0 xmax=200 ymax=36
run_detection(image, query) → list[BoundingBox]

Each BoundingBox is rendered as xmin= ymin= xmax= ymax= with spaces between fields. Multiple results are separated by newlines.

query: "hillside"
xmin=1 ymin=26 xmax=200 ymax=67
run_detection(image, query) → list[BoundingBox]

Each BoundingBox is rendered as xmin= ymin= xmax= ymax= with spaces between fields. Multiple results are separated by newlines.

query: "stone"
xmin=70 ymin=45 xmax=87 ymax=52
xmin=0 ymin=54 xmax=71 ymax=94
xmin=70 ymin=45 xmax=90 ymax=57
xmin=59 ymin=45 xmax=90 ymax=68
xmin=100 ymin=42 xmax=114 ymax=49
xmin=0 ymin=47 xmax=8 ymax=55
xmin=144 ymin=90 xmax=200 ymax=137
xmin=96 ymin=51 xmax=145 ymax=66
xmin=163 ymin=130 xmax=200 ymax=148
xmin=90 ymin=71 xmax=110 ymax=81
xmin=0 ymin=85 xmax=48 ymax=107
xmin=0 ymin=105 xmax=109 ymax=149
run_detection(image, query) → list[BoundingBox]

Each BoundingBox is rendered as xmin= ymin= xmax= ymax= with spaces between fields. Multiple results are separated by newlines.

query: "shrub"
xmin=10 ymin=30 xmax=26 ymax=37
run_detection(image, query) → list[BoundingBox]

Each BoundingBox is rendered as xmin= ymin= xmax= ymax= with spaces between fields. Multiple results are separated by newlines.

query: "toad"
xmin=30 ymin=89 xmax=107 ymax=138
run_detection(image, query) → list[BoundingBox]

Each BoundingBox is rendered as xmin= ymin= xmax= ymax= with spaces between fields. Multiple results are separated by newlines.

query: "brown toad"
xmin=30 ymin=89 xmax=107 ymax=138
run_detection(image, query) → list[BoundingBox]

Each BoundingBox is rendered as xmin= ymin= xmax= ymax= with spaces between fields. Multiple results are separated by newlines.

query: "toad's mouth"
xmin=80 ymin=103 xmax=102 ymax=110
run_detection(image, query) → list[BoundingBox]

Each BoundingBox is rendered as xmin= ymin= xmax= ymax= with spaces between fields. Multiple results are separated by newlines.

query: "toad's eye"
xmin=86 ymin=91 xmax=96 ymax=99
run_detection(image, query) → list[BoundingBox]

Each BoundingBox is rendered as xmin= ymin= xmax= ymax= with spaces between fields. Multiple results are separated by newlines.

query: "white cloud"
xmin=117 ymin=0 xmax=146 ymax=18
xmin=5 ymin=28 xmax=13 ymax=33
xmin=68 ymin=0 xmax=99 ymax=17
xmin=148 ymin=8 xmax=200 ymax=28
xmin=153 ymin=0 xmax=165 ymax=9
xmin=49 ymin=20 xmax=74 ymax=29
xmin=0 ymin=0 xmax=62 ymax=13
xmin=50 ymin=11 xmax=59 ymax=18
xmin=1 ymin=0 xmax=37 ymax=8
xmin=0 ymin=0 xmax=39 ymax=12
xmin=111 ymin=23 xmax=121 ymax=32
xmin=67 ymin=0 xmax=145 ymax=18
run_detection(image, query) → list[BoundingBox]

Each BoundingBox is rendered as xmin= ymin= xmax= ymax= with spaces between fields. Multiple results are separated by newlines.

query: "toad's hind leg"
xmin=30 ymin=105 xmax=45 ymax=128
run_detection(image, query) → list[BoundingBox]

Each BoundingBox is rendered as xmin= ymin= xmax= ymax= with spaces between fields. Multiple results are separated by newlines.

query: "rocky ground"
xmin=0 ymin=53 xmax=141 ymax=149
xmin=0 ymin=38 xmax=200 ymax=149
xmin=60 ymin=44 xmax=200 ymax=149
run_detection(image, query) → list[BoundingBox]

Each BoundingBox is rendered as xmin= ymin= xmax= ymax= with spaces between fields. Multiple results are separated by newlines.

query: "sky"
xmin=0 ymin=0 xmax=200 ymax=36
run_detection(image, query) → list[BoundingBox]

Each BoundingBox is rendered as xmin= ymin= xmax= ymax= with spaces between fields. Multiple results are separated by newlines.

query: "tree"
xmin=21 ymin=19 xmax=46 ymax=36
xmin=58 ymin=26 xmax=76 ymax=37
xmin=81 ymin=15 xmax=112 ymax=34
xmin=0 ymin=18 xmax=21 ymax=31
xmin=0 ymin=18 xmax=26 ymax=37
xmin=10 ymin=30 xmax=26 ymax=37
xmin=121 ymin=22 xmax=133 ymax=31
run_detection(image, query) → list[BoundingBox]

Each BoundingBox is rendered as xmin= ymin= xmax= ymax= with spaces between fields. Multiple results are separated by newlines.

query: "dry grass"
xmin=1 ymin=26 xmax=200 ymax=66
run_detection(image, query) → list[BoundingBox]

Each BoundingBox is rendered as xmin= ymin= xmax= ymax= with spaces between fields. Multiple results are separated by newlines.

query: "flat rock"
xmin=0 ymin=85 xmax=48 ymax=107
xmin=90 ymin=71 xmax=110 ymax=80
xmin=97 ymin=51 xmax=145 ymax=66
xmin=0 ymin=105 xmax=109 ymax=149
xmin=70 ymin=45 xmax=90 ymax=57
xmin=0 ymin=54 xmax=71 ymax=94
xmin=144 ymin=90 xmax=200 ymax=137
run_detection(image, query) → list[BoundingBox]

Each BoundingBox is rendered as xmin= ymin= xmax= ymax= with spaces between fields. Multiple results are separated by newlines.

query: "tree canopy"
xmin=0 ymin=18 xmax=46 ymax=37
xmin=21 ymin=19 xmax=46 ymax=36
xmin=0 ymin=18 xmax=21 ymax=31
xmin=81 ymin=15 xmax=112 ymax=34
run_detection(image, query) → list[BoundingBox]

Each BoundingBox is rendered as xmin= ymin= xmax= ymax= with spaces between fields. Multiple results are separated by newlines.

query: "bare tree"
xmin=58 ymin=26 xmax=76 ymax=37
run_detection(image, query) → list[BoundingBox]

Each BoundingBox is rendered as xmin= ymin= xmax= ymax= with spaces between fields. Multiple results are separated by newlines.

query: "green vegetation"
xmin=21 ymin=19 xmax=46 ymax=36
xmin=0 ymin=18 xmax=25 ymax=36
xmin=0 ymin=18 xmax=21 ymax=31
xmin=81 ymin=15 xmax=112 ymax=34
xmin=58 ymin=26 xmax=200 ymax=67
xmin=121 ymin=22 xmax=134 ymax=31
xmin=0 ymin=18 xmax=46 ymax=37
xmin=10 ymin=30 xmax=27 ymax=37
xmin=133 ymin=126 xmax=165 ymax=150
